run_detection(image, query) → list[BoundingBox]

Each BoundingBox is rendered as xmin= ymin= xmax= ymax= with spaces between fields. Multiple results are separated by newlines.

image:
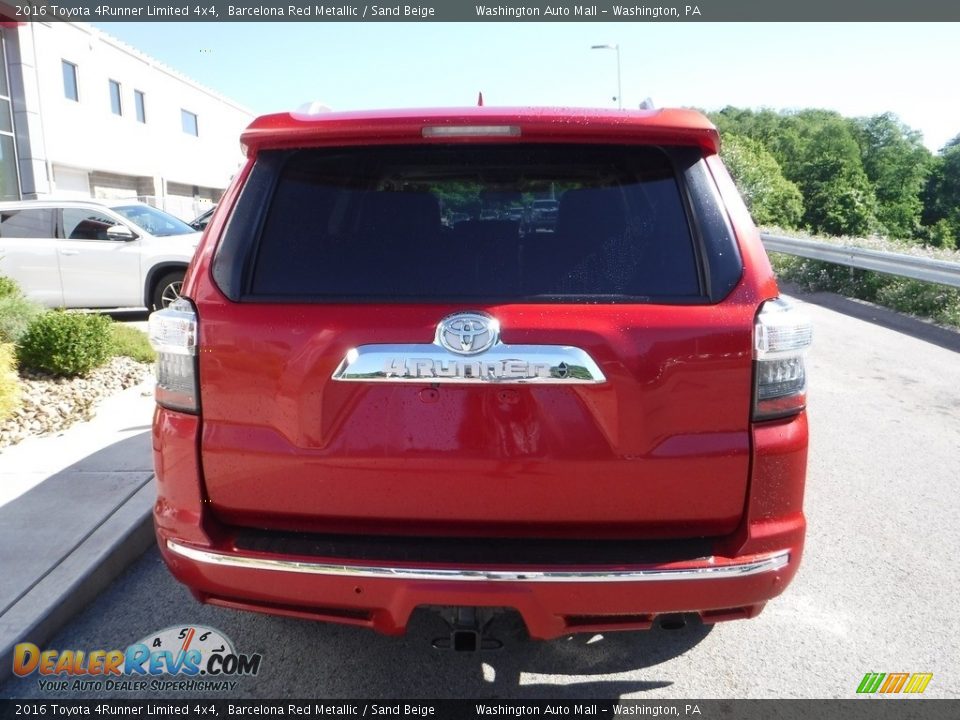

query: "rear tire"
xmin=151 ymin=270 xmax=184 ymax=311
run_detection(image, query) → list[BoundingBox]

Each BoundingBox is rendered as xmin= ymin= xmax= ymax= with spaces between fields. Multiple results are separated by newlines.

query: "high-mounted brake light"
xmin=422 ymin=125 xmax=521 ymax=138
xmin=148 ymin=298 xmax=199 ymax=414
xmin=753 ymin=298 xmax=812 ymax=421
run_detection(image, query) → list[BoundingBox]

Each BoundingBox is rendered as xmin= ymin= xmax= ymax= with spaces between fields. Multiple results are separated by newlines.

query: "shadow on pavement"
xmin=104 ymin=310 xmax=150 ymax=323
xmin=1 ymin=547 xmax=713 ymax=700
xmin=781 ymin=281 xmax=960 ymax=354
xmin=301 ymin=608 xmax=711 ymax=698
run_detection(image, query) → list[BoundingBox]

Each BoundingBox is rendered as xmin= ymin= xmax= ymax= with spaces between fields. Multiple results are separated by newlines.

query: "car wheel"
xmin=151 ymin=271 xmax=184 ymax=310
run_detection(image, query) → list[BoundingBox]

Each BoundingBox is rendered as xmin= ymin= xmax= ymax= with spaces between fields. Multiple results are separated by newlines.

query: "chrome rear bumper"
xmin=166 ymin=540 xmax=789 ymax=583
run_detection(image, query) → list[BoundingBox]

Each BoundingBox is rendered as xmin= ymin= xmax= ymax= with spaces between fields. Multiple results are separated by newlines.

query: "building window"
xmin=0 ymin=34 xmax=7 ymax=99
xmin=62 ymin=60 xmax=79 ymax=102
xmin=134 ymin=90 xmax=146 ymax=123
xmin=109 ymin=80 xmax=122 ymax=115
xmin=1 ymin=32 xmax=20 ymax=200
xmin=181 ymin=109 xmax=198 ymax=137
xmin=0 ymin=136 xmax=18 ymax=200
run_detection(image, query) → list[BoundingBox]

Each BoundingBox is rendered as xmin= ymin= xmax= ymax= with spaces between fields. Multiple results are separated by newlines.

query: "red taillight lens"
xmin=148 ymin=298 xmax=199 ymax=414
xmin=753 ymin=298 xmax=812 ymax=421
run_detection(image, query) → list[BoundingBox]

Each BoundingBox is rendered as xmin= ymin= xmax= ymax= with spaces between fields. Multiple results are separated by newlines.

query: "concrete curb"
xmin=0 ymin=479 xmax=155 ymax=683
xmin=0 ymin=376 xmax=157 ymax=684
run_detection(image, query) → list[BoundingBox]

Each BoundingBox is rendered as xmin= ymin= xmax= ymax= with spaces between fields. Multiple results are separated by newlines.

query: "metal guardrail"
xmin=761 ymin=233 xmax=960 ymax=289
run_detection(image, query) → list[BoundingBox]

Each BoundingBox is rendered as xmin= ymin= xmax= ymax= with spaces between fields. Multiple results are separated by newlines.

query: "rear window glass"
xmin=248 ymin=145 xmax=702 ymax=301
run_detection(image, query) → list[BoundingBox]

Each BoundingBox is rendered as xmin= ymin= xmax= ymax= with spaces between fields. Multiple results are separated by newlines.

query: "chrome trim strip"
xmin=331 ymin=343 xmax=607 ymax=384
xmin=166 ymin=541 xmax=789 ymax=583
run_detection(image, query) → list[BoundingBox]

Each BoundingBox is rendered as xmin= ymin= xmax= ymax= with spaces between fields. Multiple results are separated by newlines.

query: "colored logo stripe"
xmin=857 ymin=672 xmax=932 ymax=694
xmin=903 ymin=673 xmax=933 ymax=694
xmin=857 ymin=673 xmax=885 ymax=693
xmin=880 ymin=673 xmax=910 ymax=693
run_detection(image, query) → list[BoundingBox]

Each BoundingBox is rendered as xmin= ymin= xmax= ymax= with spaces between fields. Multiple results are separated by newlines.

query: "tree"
xmin=711 ymin=108 xmax=879 ymax=237
xmin=720 ymin=134 xmax=804 ymax=228
xmin=921 ymin=136 xmax=960 ymax=249
xmin=853 ymin=113 xmax=932 ymax=239
xmin=787 ymin=112 xmax=879 ymax=236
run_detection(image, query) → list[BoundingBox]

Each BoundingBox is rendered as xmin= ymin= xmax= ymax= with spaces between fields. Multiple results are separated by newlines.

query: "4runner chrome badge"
xmin=332 ymin=312 xmax=606 ymax=384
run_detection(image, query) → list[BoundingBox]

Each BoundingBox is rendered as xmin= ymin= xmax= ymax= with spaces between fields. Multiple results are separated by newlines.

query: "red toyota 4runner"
xmin=148 ymin=107 xmax=811 ymax=646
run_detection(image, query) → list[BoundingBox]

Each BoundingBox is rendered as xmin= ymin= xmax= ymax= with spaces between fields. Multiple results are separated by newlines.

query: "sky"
xmin=96 ymin=22 xmax=960 ymax=151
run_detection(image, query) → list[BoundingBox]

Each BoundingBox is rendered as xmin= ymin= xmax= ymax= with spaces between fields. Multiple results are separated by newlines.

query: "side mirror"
xmin=107 ymin=224 xmax=137 ymax=241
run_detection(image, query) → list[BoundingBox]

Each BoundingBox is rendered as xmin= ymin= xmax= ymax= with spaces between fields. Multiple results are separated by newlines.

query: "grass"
xmin=109 ymin=323 xmax=156 ymax=363
xmin=0 ymin=343 xmax=19 ymax=421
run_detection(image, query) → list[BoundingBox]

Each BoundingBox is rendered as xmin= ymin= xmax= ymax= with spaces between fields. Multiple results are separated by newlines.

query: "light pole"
xmin=590 ymin=43 xmax=621 ymax=110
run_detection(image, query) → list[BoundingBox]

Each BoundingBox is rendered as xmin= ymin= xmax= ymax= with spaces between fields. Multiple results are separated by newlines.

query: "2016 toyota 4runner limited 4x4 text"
xmin=149 ymin=107 xmax=811 ymax=647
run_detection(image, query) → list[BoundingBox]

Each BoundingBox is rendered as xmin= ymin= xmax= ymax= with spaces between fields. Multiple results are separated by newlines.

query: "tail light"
xmin=753 ymin=298 xmax=812 ymax=421
xmin=148 ymin=298 xmax=199 ymax=414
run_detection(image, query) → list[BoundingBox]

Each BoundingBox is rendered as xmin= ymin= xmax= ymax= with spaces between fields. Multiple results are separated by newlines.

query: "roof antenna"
xmin=477 ymin=92 xmax=484 ymax=107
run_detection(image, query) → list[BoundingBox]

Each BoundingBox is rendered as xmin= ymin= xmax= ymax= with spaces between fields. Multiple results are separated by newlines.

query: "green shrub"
xmin=927 ymin=219 xmax=958 ymax=251
xmin=875 ymin=279 xmax=960 ymax=327
xmin=0 ymin=294 xmax=46 ymax=344
xmin=0 ymin=276 xmax=22 ymax=299
xmin=109 ymin=323 xmax=156 ymax=363
xmin=17 ymin=311 xmax=112 ymax=377
xmin=0 ymin=342 xmax=20 ymax=421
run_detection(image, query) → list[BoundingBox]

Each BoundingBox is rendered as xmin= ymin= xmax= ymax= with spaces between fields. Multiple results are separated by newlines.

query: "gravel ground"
xmin=0 ymin=357 xmax=152 ymax=449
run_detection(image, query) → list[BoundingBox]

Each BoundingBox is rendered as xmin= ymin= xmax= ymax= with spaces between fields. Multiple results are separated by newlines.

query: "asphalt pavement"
xmin=1 ymin=290 xmax=958 ymax=699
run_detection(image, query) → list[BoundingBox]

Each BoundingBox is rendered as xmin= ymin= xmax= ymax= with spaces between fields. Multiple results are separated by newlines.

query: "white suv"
xmin=0 ymin=199 xmax=201 ymax=310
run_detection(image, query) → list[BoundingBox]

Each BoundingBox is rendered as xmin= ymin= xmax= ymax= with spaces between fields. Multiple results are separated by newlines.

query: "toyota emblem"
xmin=436 ymin=312 xmax=500 ymax=355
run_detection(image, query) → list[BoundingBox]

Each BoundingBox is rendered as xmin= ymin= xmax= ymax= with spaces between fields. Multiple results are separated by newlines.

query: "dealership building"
xmin=0 ymin=20 xmax=254 ymax=219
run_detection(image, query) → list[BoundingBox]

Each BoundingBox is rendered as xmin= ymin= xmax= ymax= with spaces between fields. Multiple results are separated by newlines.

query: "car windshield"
xmin=112 ymin=205 xmax=196 ymax=237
